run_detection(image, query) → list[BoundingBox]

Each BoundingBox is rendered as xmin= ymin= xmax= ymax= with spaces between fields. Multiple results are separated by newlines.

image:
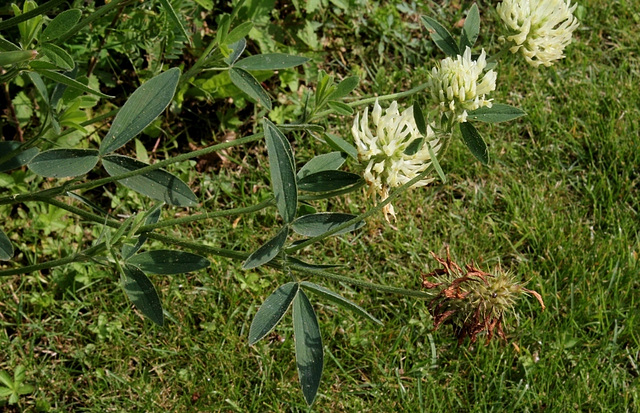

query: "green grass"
xmin=1 ymin=0 xmax=639 ymax=411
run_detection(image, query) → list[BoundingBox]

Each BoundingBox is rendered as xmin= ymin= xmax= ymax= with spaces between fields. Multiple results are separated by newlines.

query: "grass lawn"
xmin=1 ymin=0 xmax=639 ymax=411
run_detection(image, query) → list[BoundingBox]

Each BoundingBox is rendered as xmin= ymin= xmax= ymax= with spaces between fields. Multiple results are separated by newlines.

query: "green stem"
xmin=0 ymin=109 xmax=118 ymax=170
xmin=145 ymin=233 xmax=248 ymax=261
xmin=138 ymin=198 xmax=274 ymax=232
xmin=0 ymin=132 xmax=264 ymax=206
xmin=487 ymin=41 xmax=516 ymax=65
xmin=311 ymin=82 xmax=430 ymax=121
xmin=38 ymin=197 xmax=120 ymax=229
xmin=180 ymin=39 xmax=218 ymax=86
xmin=0 ymin=0 xmax=67 ymax=31
xmin=58 ymin=0 xmax=134 ymax=43
xmin=147 ymin=233 xmax=434 ymax=300
xmin=40 ymin=194 xmax=274 ymax=234
xmin=287 ymin=262 xmax=434 ymax=300
xmin=0 ymin=242 xmax=107 ymax=277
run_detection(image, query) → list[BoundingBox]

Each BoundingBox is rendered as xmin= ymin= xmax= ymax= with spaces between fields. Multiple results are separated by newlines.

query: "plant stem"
xmin=144 ymin=233 xmax=248 ymax=261
xmin=0 ymin=132 xmax=265 ymax=206
xmin=138 ymin=198 xmax=274 ymax=232
xmin=0 ymin=242 xmax=107 ymax=277
xmin=144 ymin=233 xmax=434 ymax=300
xmin=311 ymin=82 xmax=430 ymax=121
xmin=287 ymin=261 xmax=434 ymax=300
xmin=58 ymin=0 xmax=135 ymax=43
xmin=180 ymin=39 xmax=219 ymax=86
xmin=0 ymin=0 xmax=67 ymax=31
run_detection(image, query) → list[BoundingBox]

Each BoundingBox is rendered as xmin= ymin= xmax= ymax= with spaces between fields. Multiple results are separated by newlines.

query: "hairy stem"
xmin=311 ymin=82 xmax=430 ymax=121
xmin=0 ymin=132 xmax=265 ymax=206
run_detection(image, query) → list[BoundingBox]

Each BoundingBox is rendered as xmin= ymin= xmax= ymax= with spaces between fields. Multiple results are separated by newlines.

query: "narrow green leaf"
xmin=36 ymin=69 xmax=113 ymax=98
xmin=459 ymin=3 xmax=480 ymax=51
xmin=29 ymin=60 xmax=59 ymax=70
xmin=327 ymin=75 xmax=359 ymax=100
xmin=421 ymin=15 xmax=459 ymax=57
xmin=121 ymin=264 xmax=164 ymax=326
xmin=99 ymin=68 xmax=180 ymax=154
xmin=297 ymin=170 xmax=363 ymax=192
xmin=404 ymin=137 xmax=423 ymax=156
xmin=413 ymin=102 xmax=428 ymax=135
xmin=226 ymin=21 xmax=254 ymax=45
xmin=121 ymin=205 xmax=162 ymax=260
xmin=293 ymin=290 xmax=323 ymax=406
xmin=427 ymin=141 xmax=446 ymax=183
xmin=0 ymin=228 xmax=14 ymax=261
xmin=102 ymin=155 xmax=198 ymax=206
xmin=0 ymin=0 xmax=66 ymax=31
xmin=216 ymin=14 xmax=231 ymax=46
xmin=286 ymin=257 xmax=343 ymax=270
xmin=229 ymin=67 xmax=272 ymax=110
xmin=327 ymin=100 xmax=353 ymax=115
xmin=0 ymin=142 xmax=39 ymax=172
xmin=291 ymin=213 xmax=364 ymax=237
xmin=466 ymin=104 xmax=527 ymax=123
xmin=300 ymin=281 xmax=382 ymax=325
xmin=157 ymin=0 xmax=191 ymax=45
xmin=28 ymin=149 xmax=99 ymax=178
xmin=324 ymin=133 xmax=358 ymax=160
xmin=223 ymin=38 xmax=246 ymax=66
xmin=235 ymin=53 xmax=309 ymax=71
xmin=127 ymin=250 xmax=210 ymax=274
xmin=459 ymin=122 xmax=489 ymax=165
xmin=41 ymin=9 xmax=82 ymax=42
xmin=297 ymin=152 xmax=346 ymax=180
xmin=27 ymin=71 xmax=49 ymax=102
xmin=248 ymin=282 xmax=299 ymax=345
xmin=0 ymin=388 xmax=12 ymax=398
xmin=243 ymin=226 xmax=289 ymax=270
xmin=263 ymin=119 xmax=297 ymax=222
xmin=0 ymin=37 xmax=21 ymax=52
xmin=279 ymin=123 xmax=325 ymax=133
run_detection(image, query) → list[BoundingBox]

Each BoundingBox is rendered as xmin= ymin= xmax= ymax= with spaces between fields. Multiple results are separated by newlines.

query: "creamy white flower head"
xmin=497 ymin=0 xmax=580 ymax=67
xmin=428 ymin=47 xmax=497 ymax=123
xmin=351 ymin=100 xmax=441 ymax=221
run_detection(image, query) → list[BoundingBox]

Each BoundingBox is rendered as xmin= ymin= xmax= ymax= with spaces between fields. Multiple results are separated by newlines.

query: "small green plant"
xmin=0 ymin=0 xmax=583 ymax=407
xmin=0 ymin=365 xmax=34 ymax=406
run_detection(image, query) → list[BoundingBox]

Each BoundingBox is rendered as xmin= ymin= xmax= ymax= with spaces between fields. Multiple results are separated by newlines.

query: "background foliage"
xmin=1 ymin=0 xmax=639 ymax=411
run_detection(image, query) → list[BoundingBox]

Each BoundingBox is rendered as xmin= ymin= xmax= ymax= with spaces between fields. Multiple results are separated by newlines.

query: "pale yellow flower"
xmin=497 ymin=0 xmax=580 ymax=67
xmin=351 ymin=100 xmax=441 ymax=220
xmin=428 ymin=47 xmax=497 ymax=123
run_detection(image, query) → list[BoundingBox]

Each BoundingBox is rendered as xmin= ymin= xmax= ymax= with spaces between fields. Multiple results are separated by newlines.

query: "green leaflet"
xmin=248 ymin=282 xmax=299 ymax=345
xmin=28 ymin=149 xmax=99 ymax=178
xmin=99 ymin=68 xmax=180 ymax=154
xmin=263 ymin=119 xmax=297 ymax=222
xmin=0 ymin=228 xmax=14 ymax=261
xmin=235 ymin=53 xmax=309 ymax=71
xmin=460 ymin=122 xmax=489 ymax=165
xmin=291 ymin=213 xmax=364 ymax=237
xmin=127 ymin=250 xmax=210 ymax=274
xmin=292 ymin=290 xmax=323 ymax=406
xmin=243 ymin=226 xmax=289 ymax=270
xmin=121 ymin=264 xmax=164 ymax=326
xmin=229 ymin=67 xmax=272 ymax=110
xmin=102 ymin=155 xmax=197 ymax=207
